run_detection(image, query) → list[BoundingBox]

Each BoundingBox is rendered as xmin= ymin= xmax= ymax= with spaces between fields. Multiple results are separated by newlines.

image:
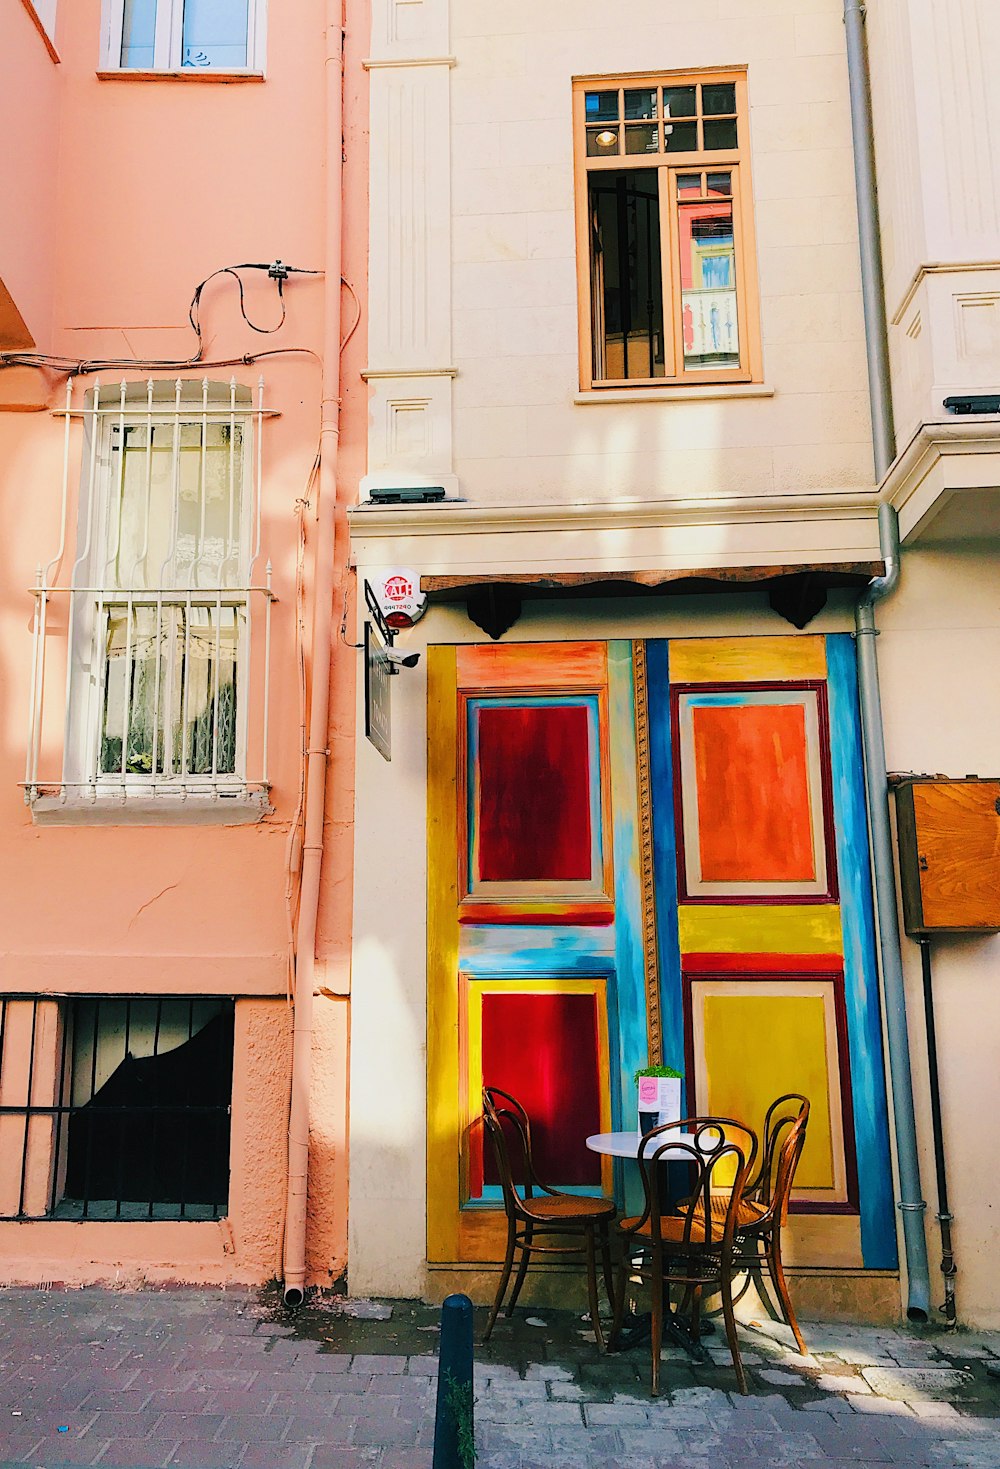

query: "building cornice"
xmin=881 ymin=417 xmax=1000 ymax=539
xmin=348 ymin=490 xmax=881 ymax=540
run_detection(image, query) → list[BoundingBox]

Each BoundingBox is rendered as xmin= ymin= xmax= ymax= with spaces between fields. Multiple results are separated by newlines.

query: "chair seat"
xmin=619 ymin=1212 xmax=724 ymax=1245
xmin=684 ymin=1194 xmax=770 ymax=1229
xmin=523 ymin=1192 xmax=616 ymax=1223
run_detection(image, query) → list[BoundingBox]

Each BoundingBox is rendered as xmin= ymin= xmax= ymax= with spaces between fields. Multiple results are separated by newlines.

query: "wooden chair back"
xmin=636 ymin=1116 xmax=754 ymax=1251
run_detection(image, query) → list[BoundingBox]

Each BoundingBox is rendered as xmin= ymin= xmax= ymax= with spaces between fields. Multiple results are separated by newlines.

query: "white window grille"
xmin=101 ymin=0 xmax=266 ymax=73
xmin=24 ymin=378 xmax=276 ymax=816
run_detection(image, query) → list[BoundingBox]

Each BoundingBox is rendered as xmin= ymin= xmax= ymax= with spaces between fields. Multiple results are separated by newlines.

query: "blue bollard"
xmin=432 ymin=1293 xmax=475 ymax=1469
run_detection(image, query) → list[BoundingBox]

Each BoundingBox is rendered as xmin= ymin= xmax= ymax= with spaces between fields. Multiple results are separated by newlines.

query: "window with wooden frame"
xmin=573 ymin=69 xmax=760 ymax=391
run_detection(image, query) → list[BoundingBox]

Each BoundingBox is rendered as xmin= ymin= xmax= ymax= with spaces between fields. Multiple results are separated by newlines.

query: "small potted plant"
xmin=635 ymin=1063 xmax=683 ymax=1134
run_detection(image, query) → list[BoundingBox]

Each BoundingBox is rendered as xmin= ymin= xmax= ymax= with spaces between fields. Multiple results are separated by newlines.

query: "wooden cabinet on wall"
xmin=894 ymin=778 xmax=1000 ymax=935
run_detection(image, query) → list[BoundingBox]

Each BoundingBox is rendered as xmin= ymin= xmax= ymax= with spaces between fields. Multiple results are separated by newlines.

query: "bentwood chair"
xmin=682 ymin=1094 xmax=811 ymax=1356
xmin=733 ymin=1093 xmax=811 ymax=1354
xmin=481 ymin=1086 xmax=616 ymax=1347
xmin=610 ymin=1117 xmax=755 ymax=1395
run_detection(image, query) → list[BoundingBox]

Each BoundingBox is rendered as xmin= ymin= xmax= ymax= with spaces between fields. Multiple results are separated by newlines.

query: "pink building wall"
xmin=0 ymin=0 xmax=368 ymax=1288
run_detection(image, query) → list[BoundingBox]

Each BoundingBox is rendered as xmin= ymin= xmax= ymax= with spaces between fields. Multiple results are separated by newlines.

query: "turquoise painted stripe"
xmin=826 ymin=633 xmax=898 ymax=1270
xmin=607 ymin=641 xmax=647 ymax=1211
xmin=460 ymin=925 xmax=615 ymax=975
xmin=646 ymin=639 xmax=686 ymax=1095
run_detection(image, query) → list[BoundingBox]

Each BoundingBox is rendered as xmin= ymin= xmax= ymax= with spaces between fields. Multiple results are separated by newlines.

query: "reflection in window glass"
xmin=702 ymin=83 xmax=737 ymax=115
xmin=624 ymin=89 xmax=656 ymax=120
xmin=585 ymin=90 xmax=619 ymax=123
xmin=625 ymin=124 xmax=658 ymax=155
xmin=663 ymin=86 xmax=697 ymax=117
xmin=120 ymin=0 xmax=157 ymax=67
xmin=704 ymin=118 xmax=738 ymax=151
xmin=182 ymin=0 xmax=249 ymax=68
xmin=664 ymin=121 xmax=698 ymax=153
xmin=678 ymin=184 xmax=740 ymax=370
xmin=589 ymin=171 xmax=665 ymax=382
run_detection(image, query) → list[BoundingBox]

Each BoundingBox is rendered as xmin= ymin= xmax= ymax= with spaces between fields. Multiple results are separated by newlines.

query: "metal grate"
xmin=23 ymin=378 xmax=276 ymax=806
xmin=0 ymin=996 xmax=234 ymax=1221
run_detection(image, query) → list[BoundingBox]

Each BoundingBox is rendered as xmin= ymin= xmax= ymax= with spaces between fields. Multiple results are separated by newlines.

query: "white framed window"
xmin=101 ymin=0 xmax=266 ymax=73
xmin=23 ymin=378 xmax=275 ymax=817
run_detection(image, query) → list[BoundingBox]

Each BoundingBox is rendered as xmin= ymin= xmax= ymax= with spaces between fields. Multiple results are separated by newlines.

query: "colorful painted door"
xmin=426 ymin=635 xmax=896 ymax=1275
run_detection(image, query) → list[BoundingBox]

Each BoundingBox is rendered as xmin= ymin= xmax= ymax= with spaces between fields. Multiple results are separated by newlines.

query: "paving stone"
xmin=308 ymin=1447 xmax=379 ymax=1468
xmin=759 ymin=1368 xmax=808 ymax=1385
xmin=817 ymin=1373 xmax=873 ymax=1395
xmin=0 ymin=1434 xmax=45 ymax=1463
xmin=861 ymin=1366 xmax=973 ymax=1400
xmin=215 ymin=1413 xmax=291 ymax=1441
xmin=167 ymin=1442 xmax=245 ymax=1467
xmin=349 ymin=1354 xmax=406 ymax=1375
xmin=24 ymin=1439 xmax=112 ymax=1463
xmin=148 ymin=1412 xmax=227 ymax=1440
xmin=93 ymin=1440 xmax=182 ymax=1468
xmin=583 ymin=1402 xmax=650 ymax=1426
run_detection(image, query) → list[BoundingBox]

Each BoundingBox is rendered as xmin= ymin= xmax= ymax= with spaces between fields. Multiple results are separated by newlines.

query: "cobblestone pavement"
xmin=2 ymin=1287 xmax=1000 ymax=1468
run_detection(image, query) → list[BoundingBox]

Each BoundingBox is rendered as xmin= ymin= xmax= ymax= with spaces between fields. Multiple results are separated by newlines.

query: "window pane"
xmin=678 ymin=195 xmax=740 ymax=370
xmin=702 ymin=82 xmax=737 ymax=116
xmin=182 ymin=0 xmax=249 ymax=68
xmin=663 ymin=86 xmax=696 ymax=118
xmin=624 ymin=88 xmax=656 ymax=120
xmin=664 ymin=120 xmax=698 ymax=153
xmin=677 ymin=173 xmax=703 ymax=199
xmin=100 ymin=604 xmax=239 ymax=778
xmin=587 ymin=125 xmax=621 ymax=157
xmin=707 ymin=171 xmax=733 ymax=197
xmin=704 ymin=118 xmax=738 ymax=151
xmin=625 ymin=124 xmax=658 ymax=155
xmin=108 ymin=418 xmax=245 ymax=592
xmin=120 ymin=0 xmax=157 ymax=67
xmin=585 ymin=90 xmax=619 ymax=123
xmin=589 ymin=171 xmax=665 ymax=382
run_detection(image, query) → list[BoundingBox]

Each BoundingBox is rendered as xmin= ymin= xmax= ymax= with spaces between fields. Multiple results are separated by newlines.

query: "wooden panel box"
xmin=894 ymin=778 xmax=1000 ymax=934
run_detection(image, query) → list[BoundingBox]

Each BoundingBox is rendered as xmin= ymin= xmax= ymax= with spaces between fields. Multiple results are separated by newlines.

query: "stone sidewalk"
xmin=1 ymin=1287 xmax=1000 ymax=1468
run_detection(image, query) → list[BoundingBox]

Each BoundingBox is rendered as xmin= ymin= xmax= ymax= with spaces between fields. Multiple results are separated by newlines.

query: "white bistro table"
xmin=586 ymin=1131 xmax=697 ymax=1159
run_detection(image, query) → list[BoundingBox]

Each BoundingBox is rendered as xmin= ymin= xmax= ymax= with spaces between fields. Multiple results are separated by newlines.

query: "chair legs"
xmin=483 ymin=1221 xmax=518 ymax=1342
xmin=720 ymin=1262 xmax=748 ymax=1395
xmin=649 ymin=1245 xmax=664 ymax=1398
xmin=505 ymin=1223 xmax=533 ymax=1319
xmin=599 ymin=1223 xmax=616 ymax=1320
xmin=766 ymin=1235 xmax=807 ymax=1355
xmin=584 ymin=1227 xmax=606 ymax=1351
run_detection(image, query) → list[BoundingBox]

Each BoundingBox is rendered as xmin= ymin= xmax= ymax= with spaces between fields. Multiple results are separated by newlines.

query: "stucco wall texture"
xmin=0 ymin=0 xmax=369 ymax=1287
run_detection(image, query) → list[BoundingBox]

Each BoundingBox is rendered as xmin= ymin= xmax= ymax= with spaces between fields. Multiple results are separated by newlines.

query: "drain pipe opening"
xmin=283 ymin=1285 xmax=306 ymax=1310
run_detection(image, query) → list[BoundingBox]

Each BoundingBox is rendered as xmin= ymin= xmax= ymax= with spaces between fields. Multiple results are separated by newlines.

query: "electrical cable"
xmin=0 ymin=261 xmax=326 ymax=378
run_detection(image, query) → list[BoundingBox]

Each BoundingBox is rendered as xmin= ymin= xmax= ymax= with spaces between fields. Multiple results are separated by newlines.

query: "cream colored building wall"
xmin=868 ymin=0 xmax=1000 ymax=445
xmin=876 ymin=546 xmax=1000 ymax=1329
xmin=365 ymin=0 xmax=877 ymax=517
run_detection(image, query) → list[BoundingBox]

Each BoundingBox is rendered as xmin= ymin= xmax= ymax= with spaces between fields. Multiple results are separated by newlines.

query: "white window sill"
xmin=29 ymin=791 xmax=270 ymax=827
xmin=574 ymin=384 xmax=774 ymax=405
xmin=96 ymin=69 xmax=265 ymax=83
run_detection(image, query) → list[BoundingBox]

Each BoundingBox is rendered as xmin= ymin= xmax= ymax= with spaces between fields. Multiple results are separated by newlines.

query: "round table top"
xmin=586 ymin=1130 xmax=696 ymax=1159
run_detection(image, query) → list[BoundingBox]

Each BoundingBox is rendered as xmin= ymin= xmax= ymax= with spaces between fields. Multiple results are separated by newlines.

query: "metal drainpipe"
xmin=844 ymin=0 xmax=931 ymax=1320
xmin=282 ymin=0 xmax=345 ymax=1308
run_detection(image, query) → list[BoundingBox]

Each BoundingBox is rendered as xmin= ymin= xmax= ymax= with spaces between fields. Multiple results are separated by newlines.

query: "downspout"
xmin=844 ymin=0 xmax=931 ymax=1320
xmin=283 ymin=0 xmax=345 ymax=1307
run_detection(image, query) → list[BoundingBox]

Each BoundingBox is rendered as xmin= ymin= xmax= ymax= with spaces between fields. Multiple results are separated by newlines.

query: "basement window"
xmin=0 ymin=996 xmax=234 ymax=1221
